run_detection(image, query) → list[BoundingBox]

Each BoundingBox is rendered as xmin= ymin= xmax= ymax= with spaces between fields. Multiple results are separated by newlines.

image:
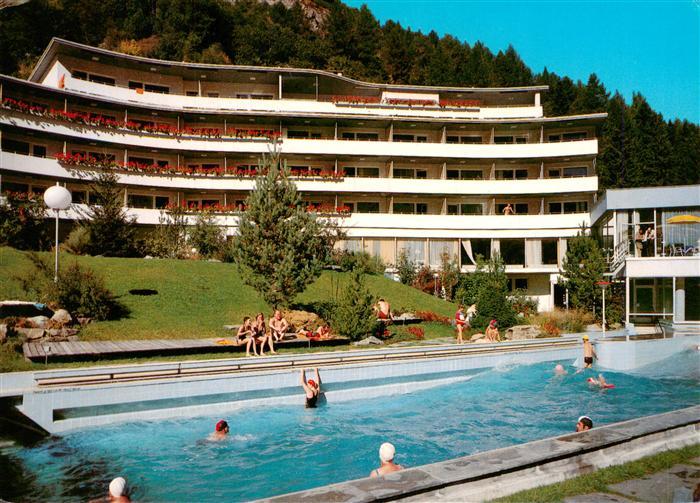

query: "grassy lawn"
xmin=0 ymin=247 xmax=458 ymax=371
xmin=494 ymin=444 xmax=700 ymax=503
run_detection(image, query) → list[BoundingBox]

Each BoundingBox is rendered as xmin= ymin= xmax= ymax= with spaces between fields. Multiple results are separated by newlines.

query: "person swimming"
xmin=300 ymin=368 xmax=321 ymax=408
xmin=554 ymin=364 xmax=567 ymax=375
xmin=209 ymin=419 xmax=229 ymax=441
xmin=587 ymin=374 xmax=615 ymax=389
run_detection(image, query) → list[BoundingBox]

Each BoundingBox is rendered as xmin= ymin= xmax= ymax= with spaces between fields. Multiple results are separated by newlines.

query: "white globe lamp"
xmin=44 ymin=183 xmax=72 ymax=282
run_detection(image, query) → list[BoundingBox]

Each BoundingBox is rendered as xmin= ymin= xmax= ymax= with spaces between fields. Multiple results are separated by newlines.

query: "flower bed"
xmin=439 ymin=99 xmax=481 ymax=108
xmin=55 ymin=153 xmax=344 ymax=180
xmin=330 ymin=95 xmax=381 ymax=105
xmin=384 ymin=98 xmax=437 ymax=107
xmin=164 ymin=201 xmax=350 ymax=216
xmin=1 ymin=97 xmax=281 ymax=140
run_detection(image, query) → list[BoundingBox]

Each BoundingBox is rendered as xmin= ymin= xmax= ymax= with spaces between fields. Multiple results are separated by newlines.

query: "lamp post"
xmin=44 ymin=183 xmax=72 ymax=283
xmin=596 ymin=281 xmax=611 ymax=337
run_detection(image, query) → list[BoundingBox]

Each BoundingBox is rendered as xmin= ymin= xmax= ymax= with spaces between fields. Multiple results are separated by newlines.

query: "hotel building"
xmin=0 ymin=38 xmax=607 ymax=311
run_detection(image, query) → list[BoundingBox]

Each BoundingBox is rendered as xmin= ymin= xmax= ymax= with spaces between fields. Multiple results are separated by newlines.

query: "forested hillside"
xmin=1 ymin=0 xmax=697 ymax=188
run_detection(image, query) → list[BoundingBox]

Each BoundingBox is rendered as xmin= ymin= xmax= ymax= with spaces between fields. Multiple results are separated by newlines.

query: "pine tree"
xmin=596 ymin=92 xmax=630 ymax=188
xmin=331 ymin=269 xmax=377 ymax=341
xmin=570 ymin=73 xmax=609 ymax=114
xmin=561 ymin=231 xmax=606 ymax=314
xmin=628 ymin=93 xmax=672 ymax=187
xmin=234 ymin=147 xmax=340 ymax=308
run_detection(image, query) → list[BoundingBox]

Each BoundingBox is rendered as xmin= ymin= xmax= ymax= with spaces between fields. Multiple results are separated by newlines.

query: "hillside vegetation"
xmin=0 ymin=0 xmax=697 ymax=188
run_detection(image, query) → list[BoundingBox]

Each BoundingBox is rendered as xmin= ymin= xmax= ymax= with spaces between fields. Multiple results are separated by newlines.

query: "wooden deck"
xmin=23 ymin=335 xmax=348 ymax=362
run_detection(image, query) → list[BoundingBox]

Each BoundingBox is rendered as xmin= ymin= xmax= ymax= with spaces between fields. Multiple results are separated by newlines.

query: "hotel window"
xmin=393 ymin=168 xmax=427 ymax=179
xmin=127 ymin=194 xmax=153 ymax=209
xmin=356 ymin=202 xmax=380 ymax=213
xmin=542 ymin=239 xmax=558 ymax=265
xmin=1 ymin=138 xmax=30 ymax=155
xmin=207 ymin=92 xmax=219 ymax=98
xmin=563 ymin=166 xmax=588 ymax=178
xmin=32 ymin=145 xmax=47 ymax=158
xmin=155 ymin=196 xmax=169 ymax=209
xmin=494 ymin=135 xmax=528 ymax=144
xmin=202 ymin=200 xmax=219 ymax=208
xmin=341 ymin=132 xmax=380 ymax=141
xmin=393 ymin=134 xmax=428 ymax=143
xmin=472 ymin=238 xmax=491 ymax=260
xmin=497 ymin=203 xmax=529 ymax=214
xmin=393 ymin=202 xmax=428 ymax=214
xmin=2 ymin=182 xmax=29 ymax=193
xmin=287 ymin=130 xmax=322 ymax=139
xmin=186 ymin=91 xmax=199 ymax=96
xmin=344 ymin=167 xmax=379 ymax=178
xmin=500 ymin=239 xmax=525 ymax=265
xmin=447 ymin=203 xmax=483 ymax=215
xmin=446 ymin=169 xmax=482 ymax=180
xmin=548 ymin=131 xmax=587 ymax=142
xmin=72 ymin=191 xmax=87 ymax=204
xmin=129 ymin=81 xmax=170 ymax=94
xmin=340 ymin=202 xmax=355 ymax=212
xmin=446 ymin=135 xmax=482 ymax=144
xmin=130 ymin=157 xmax=156 ymax=165
xmin=236 ymin=93 xmax=274 ymax=100
xmin=508 ymin=278 xmax=529 ymax=291
xmin=496 ymin=169 xmax=529 ymax=180
xmin=88 ymin=73 xmax=116 ymax=86
xmin=549 ymin=201 xmax=588 ymax=214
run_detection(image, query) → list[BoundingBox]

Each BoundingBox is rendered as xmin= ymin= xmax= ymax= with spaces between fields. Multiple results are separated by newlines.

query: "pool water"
xmin=2 ymin=351 xmax=699 ymax=502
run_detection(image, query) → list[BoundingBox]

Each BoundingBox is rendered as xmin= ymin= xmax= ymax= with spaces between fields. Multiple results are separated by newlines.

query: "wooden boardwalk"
xmin=23 ymin=335 xmax=348 ymax=362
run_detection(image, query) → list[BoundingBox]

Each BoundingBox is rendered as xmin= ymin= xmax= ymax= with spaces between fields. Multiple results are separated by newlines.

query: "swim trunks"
xmin=584 ymin=356 xmax=593 ymax=365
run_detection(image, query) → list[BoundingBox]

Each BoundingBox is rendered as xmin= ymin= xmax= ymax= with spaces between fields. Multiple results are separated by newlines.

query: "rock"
xmin=27 ymin=315 xmax=50 ymax=328
xmin=505 ymin=325 xmax=541 ymax=340
xmin=51 ymin=309 xmax=73 ymax=326
xmin=144 ymin=255 xmax=154 ymax=259
xmin=67 ymin=335 xmax=80 ymax=342
xmin=470 ymin=332 xmax=486 ymax=341
xmin=352 ymin=336 xmax=384 ymax=346
xmin=0 ymin=300 xmax=53 ymax=318
xmin=283 ymin=310 xmax=321 ymax=332
xmin=16 ymin=327 xmax=45 ymax=340
xmin=0 ymin=324 xmax=7 ymax=343
xmin=473 ymin=338 xmax=490 ymax=344
xmin=47 ymin=328 xmax=80 ymax=338
xmin=77 ymin=317 xmax=92 ymax=326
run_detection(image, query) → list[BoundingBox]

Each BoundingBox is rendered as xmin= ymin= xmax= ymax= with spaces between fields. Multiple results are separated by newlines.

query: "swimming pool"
xmin=2 ymin=350 xmax=699 ymax=502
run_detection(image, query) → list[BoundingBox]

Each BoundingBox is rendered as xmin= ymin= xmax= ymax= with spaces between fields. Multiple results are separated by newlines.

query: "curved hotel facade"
xmin=0 ymin=38 xmax=606 ymax=311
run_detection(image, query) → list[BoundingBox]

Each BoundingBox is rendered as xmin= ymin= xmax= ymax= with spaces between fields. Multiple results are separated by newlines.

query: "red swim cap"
xmin=587 ymin=378 xmax=595 ymax=383
xmin=308 ymin=379 xmax=317 ymax=389
xmin=215 ymin=420 xmax=228 ymax=432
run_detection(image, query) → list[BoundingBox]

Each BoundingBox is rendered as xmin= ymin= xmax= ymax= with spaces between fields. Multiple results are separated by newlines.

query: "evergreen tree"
xmin=331 ymin=269 xmax=377 ymax=341
xmin=570 ymin=73 xmax=609 ymax=114
xmin=596 ymin=92 xmax=630 ymax=188
xmin=464 ymin=255 xmax=517 ymax=330
xmin=189 ymin=211 xmax=226 ymax=259
xmin=81 ymin=171 xmax=141 ymax=257
xmin=234 ymin=148 xmax=339 ymax=308
xmin=561 ymin=231 xmax=606 ymax=314
xmin=627 ymin=93 xmax=672 ymax=186
xmin=549 ymin=76 xmax=577 ymax=116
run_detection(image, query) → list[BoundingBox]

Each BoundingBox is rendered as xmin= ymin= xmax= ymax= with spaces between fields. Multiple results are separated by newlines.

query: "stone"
xmin=51 ymin=309 xmax=72 ymax=326
xmin=47 ymin=328 xmax=79 ymax=338
xmin=473 ymin=338 xmax=490 ymax=344
xmin=283 ymin=310 xmax=321 ymax=332
xmin=76 ymin=317 xmax=92 ymax=326
xmin=16 ymin=327 xmax=45 ymax=340
xmin=0 ymin=324 xmax=7 ymax=343
xmin=505 ymin=324 xmax=541 ymax=340
xmin=470 ymin=332 xmax=486 ymax=341
xmin=353 ymin=336 xmax=384 ymax=346
xmin=27 ymin=315 xmax=50 ymax=328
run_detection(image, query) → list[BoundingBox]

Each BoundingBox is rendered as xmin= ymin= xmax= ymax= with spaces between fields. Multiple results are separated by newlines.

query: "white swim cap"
xmin=109 ymin=477 xmax=126 ymax=497
xmin=379 ymin=442 xmax=395 ymax=462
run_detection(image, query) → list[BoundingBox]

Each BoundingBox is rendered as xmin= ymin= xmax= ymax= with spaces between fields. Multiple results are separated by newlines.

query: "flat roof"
xmin=592 ymin=185 xmax=700 ymax=222
xmin=29 ymin=38 xmax=549 ymax=96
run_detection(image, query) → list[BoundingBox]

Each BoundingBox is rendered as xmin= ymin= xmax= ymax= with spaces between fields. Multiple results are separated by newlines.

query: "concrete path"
xmin=564 ymin=457 xmax=700 ymax=503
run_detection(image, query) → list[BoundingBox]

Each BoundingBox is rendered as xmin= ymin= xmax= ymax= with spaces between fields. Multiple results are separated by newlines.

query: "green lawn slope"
xmin=0 ymin=247 xmax=457 ymax=370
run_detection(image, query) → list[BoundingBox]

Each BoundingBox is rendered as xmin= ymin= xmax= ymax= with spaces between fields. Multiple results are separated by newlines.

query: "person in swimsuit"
xmin=300 ymin=368 xmax=321 ymax=408
xmin=254 ymin=312 xmax=276 ymax=356
xmin=587 ymin=374 xmax=614 ymax=389
xmin=376 ymin=298 xmax=392 ymax=320
xmin=209 ymin=420 xmax=229 ymax=441
xmin=236 ymin=316 xmax=257 ymax=357
xmin=485 ymin=319 xmax=500 ymax=342
xmin=575 ymin=415 xmax=593 ymax=432
xmin=582 ymin=335 xmax=596 ymax=368
xmin=455 ymin=305 xmax=467 ymax=344
xmin=370 ymin=442 xmax=404 ymax=477
xmin=269 ymin=310 xmax=290 ymax=342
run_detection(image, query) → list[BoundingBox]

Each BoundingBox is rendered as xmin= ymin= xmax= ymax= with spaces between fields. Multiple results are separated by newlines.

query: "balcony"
xmin=0 ymin=152 xmax=598 ymax=196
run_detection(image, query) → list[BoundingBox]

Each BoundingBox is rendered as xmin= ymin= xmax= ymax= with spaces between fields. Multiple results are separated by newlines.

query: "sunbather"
xmin=254 ymin=312 xmax=276 ymax=355
xmin=237 ymin=317 xmax=257 ymax=357
xmin=269 ymin=310 xmax=289 ymax=342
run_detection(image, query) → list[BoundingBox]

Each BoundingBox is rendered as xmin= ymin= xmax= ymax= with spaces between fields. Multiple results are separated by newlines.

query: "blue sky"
xmin=343 ymin=0 xmax=700 ymax=124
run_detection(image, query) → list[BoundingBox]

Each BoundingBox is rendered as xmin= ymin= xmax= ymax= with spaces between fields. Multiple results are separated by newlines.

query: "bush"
xmin=333 ymin=250 xmax=385 ymax=275
xmin=438 ymin=252 xmax=460 ymax=301
xmin=62 ymin=226 xmax=91 ymax=255
xmin=388 ymin=325 xmax=425 ymax=343
xmin=146 ymin=206 xmax=189 ymax=259
xmin=396 ymin=249 xmax=416 ymax=285
xmin=0 ymin=192 xmax=50 ymax=250
xmin=189 ymin=211 xmax=226 ymax=259
xmin=509 ymin=289 xmax=539 ymax=317
xmin=15 ymin=253 xmax=127 ymax=321
xmin=530 ymin=309 xmax=594 ymax=335
xmin=412 ymin=265 xmax=435 ymax=295
xmin=331 ymin=269 xmax=378 ymax=341
xmin=463 ymin=255 xmax=517 ymax=330
xmin=415 ymin=310 xmax=451 ymax=325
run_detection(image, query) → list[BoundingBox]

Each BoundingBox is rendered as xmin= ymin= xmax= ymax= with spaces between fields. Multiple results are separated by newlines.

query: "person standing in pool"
xmin=582 ymin=335 xmax=597 ymax=368
xmin=300 ymin=368 xmax=321 ymax=408
xmin=370 ymin=442 xmax=404 ymax=477
xmin=575 ymin=415 xmax=593 ymax=432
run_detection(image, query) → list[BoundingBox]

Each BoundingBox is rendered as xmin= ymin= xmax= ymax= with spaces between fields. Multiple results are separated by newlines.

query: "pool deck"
xmin=262 ymin=405 xmax=700 ymax=503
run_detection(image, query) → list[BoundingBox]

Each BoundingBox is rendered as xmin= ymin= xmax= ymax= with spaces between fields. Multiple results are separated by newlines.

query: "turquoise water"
xmin=2 ymin=351 xmax=699 ymax=502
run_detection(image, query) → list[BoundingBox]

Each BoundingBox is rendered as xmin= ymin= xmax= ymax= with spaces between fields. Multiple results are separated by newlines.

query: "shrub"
xmin=509 ymin=289 xmax=539 ymax=317
xmin=331 ymin=269 xmax=377 ymax=341
xmin=333 ymin=250 xmax=385 ymax=275
xmin=412 ymin=265 xmax=435 ymax=295
xmin=146 ymin=206 xmax=189 ymax=259
xmin=389 ymin=325 xmax=425 ymax=343
xmin=62 ymin=226 xmax=91 ymax=255
xmin=0 ymin=192 xmax=50 ymax=250
xmin=406 ymin=326 xmax=425 ymax=339
xmin=530 ymin=309 xmax=594 ymax=335
xmin=396 ymin=249 xmax=416 ymax=285
xmin=189 ymin=211 xmax=226 ymax=259
xmin=438 ymin=252 xmax=460 ymax=301
xmin=15 ymin=253 xmax=127 ymax=321
xmin=465 ymin=255 xmax=517 ymax=330
xmin=415 ymin=310 xmax=451 ymax=325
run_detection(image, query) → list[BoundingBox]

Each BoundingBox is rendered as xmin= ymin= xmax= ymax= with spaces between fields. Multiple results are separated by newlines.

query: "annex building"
xmin=0 ymin=38 xmax=607 ymax=311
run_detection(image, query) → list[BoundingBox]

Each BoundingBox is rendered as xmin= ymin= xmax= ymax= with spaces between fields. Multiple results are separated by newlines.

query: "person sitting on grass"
xmin=370 ymin=442 xmax=404 ymax=478
xmin=300 ymin=368 xmax=321 ymax=408
xmin=254 ymin=312 xmax=276 ymax=356
xmin=485 ymin=319 xmax=500 ymax=342
xmin=269 ymin=310 xmax=290 ymax=342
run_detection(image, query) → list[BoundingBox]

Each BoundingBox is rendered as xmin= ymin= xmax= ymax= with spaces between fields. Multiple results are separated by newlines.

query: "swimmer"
xmin=370 ymin=442 xmax=404 ymax=477
xmin=300 ymin=368 xmax=321 ymax=408
xmin=554 ymin=364 xmax=567 ymax=375
xmin=209 ymin=419 xmax=229 ymax=441
xmin=575 ymin=415 xmax=593 ymax=432
xmin=106 ymin=477 xmax=130 ymax=503
xmin=587 ymin=374 xmax=615 ymax=389
xmin=582 ymin=335 xmax=597 ymax=368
